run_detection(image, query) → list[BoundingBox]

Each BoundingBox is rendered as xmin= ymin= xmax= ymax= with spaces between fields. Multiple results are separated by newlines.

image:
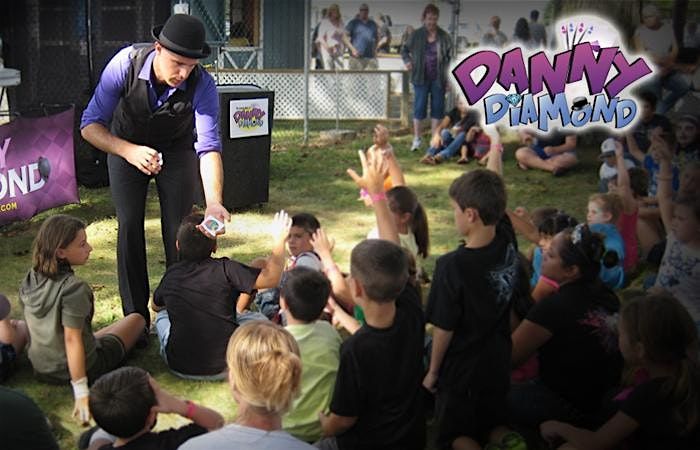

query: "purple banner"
xmin=0 ymin=108 xmax=79 ymax=225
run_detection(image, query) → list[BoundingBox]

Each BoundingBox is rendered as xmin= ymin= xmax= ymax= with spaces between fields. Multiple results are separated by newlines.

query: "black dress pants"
xmin=108 ymin=150 xmax=198 ymax=327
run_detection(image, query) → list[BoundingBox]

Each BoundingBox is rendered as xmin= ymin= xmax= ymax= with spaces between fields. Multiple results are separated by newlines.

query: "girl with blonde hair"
xmin=181 ymin=321 xmax=314 ymax=449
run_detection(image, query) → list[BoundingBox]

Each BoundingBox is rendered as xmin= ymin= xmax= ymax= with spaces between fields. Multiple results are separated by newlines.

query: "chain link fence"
xmin=195 ymin=0 xmax=418 ymax=147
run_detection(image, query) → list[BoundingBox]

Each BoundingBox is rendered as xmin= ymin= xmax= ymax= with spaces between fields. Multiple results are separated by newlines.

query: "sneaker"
xmin=410 ymin=137 xmax=422 ymax=151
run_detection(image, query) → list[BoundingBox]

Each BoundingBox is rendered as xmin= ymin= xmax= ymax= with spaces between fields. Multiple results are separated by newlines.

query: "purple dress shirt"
xmin=80 ymin=45 xmax=221 ymax=157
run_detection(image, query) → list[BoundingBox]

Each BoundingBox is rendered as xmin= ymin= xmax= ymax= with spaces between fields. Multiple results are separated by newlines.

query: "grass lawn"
xmin=0 ymin=124 xmax=605 ymax=449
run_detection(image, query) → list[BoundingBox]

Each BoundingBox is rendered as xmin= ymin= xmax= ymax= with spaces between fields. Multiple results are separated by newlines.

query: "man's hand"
xmin=204 ymin=202 xmax=231 ymax=224
xmin=123 ymin=144 xmax=161 ymax=176
xmin=422 ymin=371 xmax=438 ymax=393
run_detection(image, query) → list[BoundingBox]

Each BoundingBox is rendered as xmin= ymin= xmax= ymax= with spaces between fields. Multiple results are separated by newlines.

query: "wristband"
xmin=185 ymin=400 xmax=196 ymax=419
xmin=71 ymin=377 xmax=89 ymax=399
xmin=538 ymin=275 xmax=560 ymax=291
xmin=492 ymin=143 xmax=504 ymax=153
xmin=370 ymin=192 xmax=386 ymax=203
xmin=359 ymin=188 xmax=369 ymax=198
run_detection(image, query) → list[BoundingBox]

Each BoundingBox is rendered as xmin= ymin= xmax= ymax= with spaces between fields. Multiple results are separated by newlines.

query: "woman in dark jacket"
xmin=401 ymin=4 xmax=453 ymax=152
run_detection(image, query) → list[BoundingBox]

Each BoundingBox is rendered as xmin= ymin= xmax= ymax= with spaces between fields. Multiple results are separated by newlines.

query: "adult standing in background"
xmin=80 ymin=14 xmax=229 ymax=332
xmin=311 ymin=8 xmax=328 ymax=70
xmin=402 ymin=4 xmax=453 ymax=152
xmin=346 ymin=3 xmax=379 ymax=70
xmin=376 ymin=13 xmax=392 ymax=54
xmin=316 ymin=4 xmax=352 ymax=71
xmin=512 ymin=17 xmax=535 ymax=49
xmin=633 ymin=3 xmax=691 ymax=114
xmin=529 ymin=10 xmax=547 ymax=47
xmin=481 ymin=16 xmax=508 ymax=47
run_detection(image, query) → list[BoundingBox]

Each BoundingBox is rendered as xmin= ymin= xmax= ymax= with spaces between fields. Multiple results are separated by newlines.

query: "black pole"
xmin=85 ymin=0 xmax=94 ymax=90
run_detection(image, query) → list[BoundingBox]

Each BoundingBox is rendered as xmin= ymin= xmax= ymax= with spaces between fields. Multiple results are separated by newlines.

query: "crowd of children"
xmin=2 ymin=106 xmax=697 ymax=450
xmin=3 ymin=64 xmax=700 ymax=450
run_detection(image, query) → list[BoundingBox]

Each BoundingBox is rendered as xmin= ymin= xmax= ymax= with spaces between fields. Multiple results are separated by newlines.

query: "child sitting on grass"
xmin=151 ymin=211 xmax=291 ymax=380
xmin=541 ymin=293 xmax=700 ymax=449
xmin=245 ymin=213 xmax=324 ymax=321
xmin=82 ymin=366 xmax=223 ymax=449
xmin=20 ymin=214 xmax=146 ymax=424
xmin=651 ymin=133 xmax=700 ymax=330
xmin=367 ymin=186 xmax=430 ymax=280
xmin=507 ymin=207 xmax=578 ymax=301
xmin=0 ymin=293 xmax=29 ymax=382
xmin=419 ymin=96 xmax=482 ymax=165
xmin=281 ymin=267 xmax=342 ymax=443
xmin=181 ymin=321 xmax=314 ymax=449
xmin=317 ymin=239 xmax=426 ymax=450
xmin=587 ymin=193 xmax=626 ymax=289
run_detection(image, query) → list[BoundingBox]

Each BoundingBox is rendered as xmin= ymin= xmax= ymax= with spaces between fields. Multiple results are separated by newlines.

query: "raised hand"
xmin=270 ymin=210 xmax=293 ymax=244
xmin=649 ymin=127 xmax=673 ymax=161
xmin=347 ymin=149 xmax=388 ymax=195
xmin=373 ymin=124 xmax=390 ymax=147
xmin=310 ymin=228 xmax=335 ymax=262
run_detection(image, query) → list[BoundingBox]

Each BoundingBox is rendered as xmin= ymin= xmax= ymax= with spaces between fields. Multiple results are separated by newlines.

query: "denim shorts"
xmin=413 ymin=79 xmax=445 ymax=120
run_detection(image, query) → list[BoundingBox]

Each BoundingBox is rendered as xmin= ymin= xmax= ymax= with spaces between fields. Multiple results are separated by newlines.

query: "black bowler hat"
xmin=571 ymin=96 xmax=589 ymax=111
xmin=152 ymin=14 xmax=211 ymax=59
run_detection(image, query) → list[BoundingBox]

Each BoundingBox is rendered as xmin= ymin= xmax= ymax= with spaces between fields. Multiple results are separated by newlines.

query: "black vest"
xmin=111 ymin=44 xmax=200 ymax=153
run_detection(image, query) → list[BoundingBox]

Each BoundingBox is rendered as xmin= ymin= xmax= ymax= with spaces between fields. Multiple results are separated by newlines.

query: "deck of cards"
xmin=199 ymin=215 xmax=224 ymax=238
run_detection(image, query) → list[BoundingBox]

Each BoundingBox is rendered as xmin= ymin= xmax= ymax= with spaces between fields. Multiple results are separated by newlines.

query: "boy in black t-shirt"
xmin=424 ymin=168 xmax=521 ymax=449
xmin=318 ymin=239 xmax=426 ymax=450
xmin=82 ymin=366 xmax=223 ymax=450
xmin=151 ymin=211 xmax=291 ymax=379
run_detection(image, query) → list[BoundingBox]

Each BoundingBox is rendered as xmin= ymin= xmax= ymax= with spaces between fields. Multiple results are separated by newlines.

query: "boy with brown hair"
xmin=317 ymin=239 xmax=426 ymax=450
xmin=83 ymin=366 xmax=223 ymax=449
xmin=424 ymin=148 xmax=522 ymax=449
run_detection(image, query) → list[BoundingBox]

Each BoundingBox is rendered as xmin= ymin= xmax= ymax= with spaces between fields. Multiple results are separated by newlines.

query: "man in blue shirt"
xmin=346 ymin=4 xmax=379 ymax=70
xmin=80 ymin=14 xmax=229 ymax=331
